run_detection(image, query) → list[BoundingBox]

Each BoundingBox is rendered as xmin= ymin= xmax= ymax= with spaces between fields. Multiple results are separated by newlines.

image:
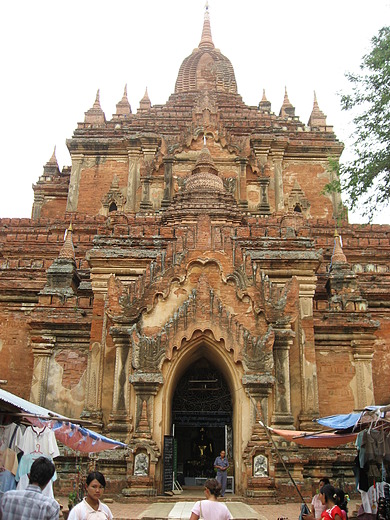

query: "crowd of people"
xmin=0 ymin=456 xmax=350 ymax=520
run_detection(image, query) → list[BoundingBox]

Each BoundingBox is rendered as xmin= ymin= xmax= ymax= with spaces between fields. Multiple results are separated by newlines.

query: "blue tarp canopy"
xmin=317 ymin=412 xmax=362 ymax=430
xmin=316 ymin=405 xmax=390 ymax=432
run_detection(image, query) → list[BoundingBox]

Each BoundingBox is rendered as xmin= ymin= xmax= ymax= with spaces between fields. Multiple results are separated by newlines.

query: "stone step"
xmin=137 ymin=501 xmax=263 ymax=520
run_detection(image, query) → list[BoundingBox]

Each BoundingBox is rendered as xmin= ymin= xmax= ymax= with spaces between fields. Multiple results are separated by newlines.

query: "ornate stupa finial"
xmin=199 ymin=1 xmax=214 ymax=49
xmin=42 ymin=146 xmax=60 ymax=178
xmin=115 ymin=83 xmax=132 ymax=118
xmin=331 ymin=229 xmax=347 ymax=264
xmin=139 ymin=87 xmax=151 ymax=112
xmin=279 ymin=86 xmax=295 ymax=118
xmin=259 ymin=89 xmax=272 ymax=113
xmin=49 ymin=146 xmax=57 ymax=165
xmin=41 ymin=222 xmax=80 ymax=296
xmin=84 ymin=89 xmax=106 ymax=125
xmin=308 ymin=90 xmax=328 ymax=129
xmin=59 ymin=224 xmax=76 ymax=261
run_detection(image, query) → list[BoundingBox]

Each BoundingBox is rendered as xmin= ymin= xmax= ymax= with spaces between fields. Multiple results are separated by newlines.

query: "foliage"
xmin=339 ymin=26 xmax=390 ymax=220
xmin=68 ymin=489 xmax=82 ymax=510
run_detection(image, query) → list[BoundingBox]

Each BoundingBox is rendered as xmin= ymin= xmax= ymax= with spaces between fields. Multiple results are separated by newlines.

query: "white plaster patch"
xmin=45 ymin=356 xmax=86 ymax=417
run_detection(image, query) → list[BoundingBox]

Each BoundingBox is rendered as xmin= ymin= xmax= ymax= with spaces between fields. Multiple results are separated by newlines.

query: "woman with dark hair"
xmin=304 ymin=484 xmax=343 ymax=520
xmin=311 ymin=478 xmax=331 ymax=519
xmin=190 ymin=478 xmax=232 ymax=520
xmin=68 ymin=471 xmax=113 ymax=519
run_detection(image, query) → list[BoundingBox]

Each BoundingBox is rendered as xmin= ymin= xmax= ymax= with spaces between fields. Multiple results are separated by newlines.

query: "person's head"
xmin=28 ymin=456 xmax=55 ymax=490
xmin=319 ymin=477 xmax=330 ymax=488
xmin=335 ymin=488 xmax=348 ymax=513
xmin=319 ymin=484 xmax=338 ymax=506
xmin=220 ymin=450 xmax=226 ymax=458
xmin=85 ymin=471 xmax=106 ymax=503
xmin=204 ymin=478 xmax=222 ymax=498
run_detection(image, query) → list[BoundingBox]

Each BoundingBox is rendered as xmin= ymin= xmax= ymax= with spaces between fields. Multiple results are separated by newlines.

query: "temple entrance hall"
xmin=171 ymin=359 xmax=233 ymax=487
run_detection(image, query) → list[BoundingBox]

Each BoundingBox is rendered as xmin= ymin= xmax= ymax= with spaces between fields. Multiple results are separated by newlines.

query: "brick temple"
xmin=0 ymin=7 xmax=389 ymax=500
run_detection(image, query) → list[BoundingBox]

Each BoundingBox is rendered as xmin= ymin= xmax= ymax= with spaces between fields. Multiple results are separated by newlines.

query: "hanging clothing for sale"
xmin=0 ymin=423 xmax=23 ymax=452
xmin=0 ymin=423 xmax=24 ymax=492
xmin=15 ymin=452 xmax=57 ymax=499
xmin=16 ymin=426 xmax=60 ymax=459
xmin=14 ymin=425 xmax=60 ymax=499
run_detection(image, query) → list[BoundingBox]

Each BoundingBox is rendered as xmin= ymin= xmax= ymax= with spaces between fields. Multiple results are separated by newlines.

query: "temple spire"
xmin=199 ymin=2 xmax=214 ymax=49
xmin=48 ymin=146 xmax=58 ymax=166
xmin=84 ymin=89 xmax=106 ymax=125
xmin=59 ymin=223 xmax=76 ymax=261
xmin=138 ymin=87 xmax=151 ymax=112
xmin=42 ymin=146 xmax=60 ymax=178
xmin=331 ymin=229 xmax=347 ymax=265
xmin=308 ymin=91 xmax=328 ymax=129
xmin=114 ymin=84 xmax=132 ymax=118
xmin=279 ymin=87 xmax=295 ymax=118
xmin=259 ymin=89 xmax=272 ymax=113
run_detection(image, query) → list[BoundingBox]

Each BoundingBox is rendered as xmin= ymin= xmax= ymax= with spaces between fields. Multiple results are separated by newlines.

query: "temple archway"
xmin=172 ymin=358 xmax=233 ymax=486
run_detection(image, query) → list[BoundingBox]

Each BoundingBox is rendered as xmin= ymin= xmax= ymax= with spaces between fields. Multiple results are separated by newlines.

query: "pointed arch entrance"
xmin=172 ymin=358 xmax=233 ymax=486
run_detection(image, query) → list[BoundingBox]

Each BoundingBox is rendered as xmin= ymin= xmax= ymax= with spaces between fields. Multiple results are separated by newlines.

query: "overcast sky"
xmin=1 ymin=0 xmax=389 ymax=223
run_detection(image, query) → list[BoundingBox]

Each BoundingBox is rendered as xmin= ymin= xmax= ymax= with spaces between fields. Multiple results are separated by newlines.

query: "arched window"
xmin=294 ymin=204 xmax=302 ymax=213
xmin=109 ymin=202 xmax=118 ymax=212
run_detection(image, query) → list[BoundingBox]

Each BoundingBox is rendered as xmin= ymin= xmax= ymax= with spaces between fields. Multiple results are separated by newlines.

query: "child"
xmin=304 ymin=484 xmax=343 ymax=520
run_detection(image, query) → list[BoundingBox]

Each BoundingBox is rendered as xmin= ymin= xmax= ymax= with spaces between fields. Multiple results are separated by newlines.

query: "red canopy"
xmin=268 ymin=426 xmax=357 ymax=447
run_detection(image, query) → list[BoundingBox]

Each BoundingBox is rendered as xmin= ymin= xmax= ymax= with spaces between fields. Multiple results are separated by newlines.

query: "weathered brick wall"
xmin=77 ymin=160 xmax=129 ymax=215
xmin=372 ymin=317 xmax=390 ymax=404
xmin=40 ymin=198 xmax=68 ymax=219
xmin=0 ymin=309 xmax=34 ymax=398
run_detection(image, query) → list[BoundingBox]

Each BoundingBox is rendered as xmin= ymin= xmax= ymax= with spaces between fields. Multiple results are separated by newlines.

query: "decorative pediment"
xmin=101 ymin=175 xmax=126 ymax=215
xmin=287 ymin=180 xmax=310 ymax=215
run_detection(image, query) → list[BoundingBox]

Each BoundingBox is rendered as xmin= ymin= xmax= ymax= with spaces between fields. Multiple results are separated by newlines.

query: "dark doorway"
xmin=172 ymin=358 xmax=232 ymax=486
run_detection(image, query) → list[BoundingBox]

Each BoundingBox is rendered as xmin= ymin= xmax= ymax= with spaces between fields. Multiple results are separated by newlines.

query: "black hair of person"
xmin=320 ymin=484 xmax=338 ymax=505
xmin=335 ymin=488 xmax=348 ymax=514
xmin=86 ymin=471 xmax=106 ymax=488
xmin=320 ymin=477 xmax=330 ymax=486
xmin=29 ymin=457 xmax=55 ymax=487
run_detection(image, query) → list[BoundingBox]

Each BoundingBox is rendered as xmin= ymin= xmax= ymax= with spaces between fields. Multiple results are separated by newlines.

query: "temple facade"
xmin=1 ymin=8 xmax=390 ymax=500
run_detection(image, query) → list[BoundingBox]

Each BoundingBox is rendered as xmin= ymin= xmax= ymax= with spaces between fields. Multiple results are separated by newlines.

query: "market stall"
xmin=0 ymin=388 xmax=127 ymax=500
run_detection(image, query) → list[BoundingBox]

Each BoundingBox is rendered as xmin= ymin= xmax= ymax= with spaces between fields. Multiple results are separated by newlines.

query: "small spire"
xmin=308 ymin=91 xmax=328 ymax=129
xmin=259 ymin=89 xmax=272 ymax=113
xmin=115 ymin=83 xmax=132 ymax=118
xmin=48 ymin=146 xmax=58 ymax=165
xmin=42 ymin=147 xmax=60 ymax=178
xmin=199 ymin=2 xmax=214 ymax=49
xmin=94 ymin=90 xmax=100 ymax=105
xmin=138 ymin=87 xmax=151 ymax=112
xmin=59 ymin=224 xmax=76 ymax=261
xmin=84 ymin=89 xmax=106 ymax=125
xmin=279 ymin=87 xmax=295 ymax=118
xmin=331 ymin=229 xmax=347 ymax=264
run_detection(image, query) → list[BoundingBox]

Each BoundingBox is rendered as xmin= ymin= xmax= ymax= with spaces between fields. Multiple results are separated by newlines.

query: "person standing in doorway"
xmin=214 ymin=450 xmax=229 ymax=497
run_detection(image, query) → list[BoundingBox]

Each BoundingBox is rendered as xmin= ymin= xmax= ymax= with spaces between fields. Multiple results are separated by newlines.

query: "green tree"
xmin=340 ymin=26 xmax=390 ymax=220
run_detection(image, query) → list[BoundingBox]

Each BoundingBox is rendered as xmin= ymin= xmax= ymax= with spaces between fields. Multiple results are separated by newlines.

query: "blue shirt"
xmin=214 ymin=455 xmax=229 ymax=473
